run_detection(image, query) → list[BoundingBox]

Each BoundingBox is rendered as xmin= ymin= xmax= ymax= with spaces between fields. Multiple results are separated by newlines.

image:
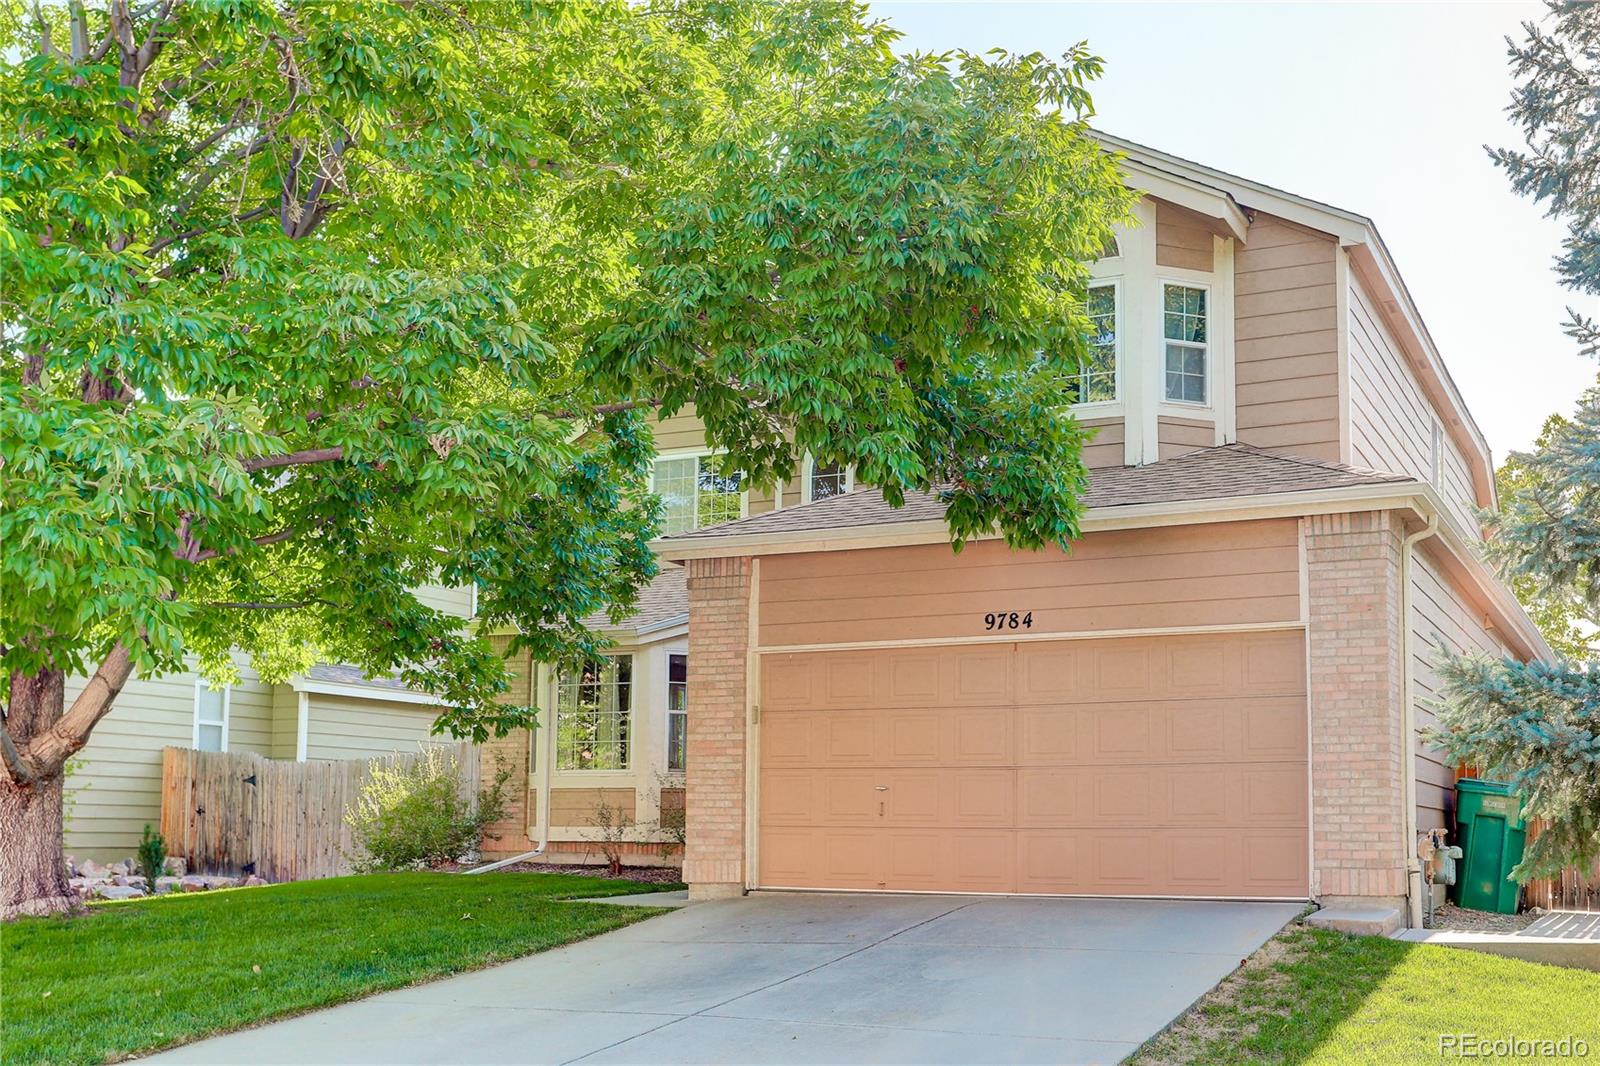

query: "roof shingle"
xmin=659 ymin=444 xmax=1415 ymax=543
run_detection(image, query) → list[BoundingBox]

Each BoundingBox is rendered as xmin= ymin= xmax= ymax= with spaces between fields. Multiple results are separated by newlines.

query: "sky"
xmin=869 ymin=1 xmax=1599 ymax=461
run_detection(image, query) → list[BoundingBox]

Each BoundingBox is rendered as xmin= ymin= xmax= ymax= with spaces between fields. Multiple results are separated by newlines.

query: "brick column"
xmin=479 ymin=635 xmax=535 ymax=858
xmin=683 ymin=557 xmax=752 ymax=899
xmin=1303 ymin=511 xmax=1409 ymax=906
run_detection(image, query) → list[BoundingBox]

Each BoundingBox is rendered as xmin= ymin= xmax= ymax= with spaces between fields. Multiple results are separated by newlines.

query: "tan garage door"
xmin=758 ymin=630 xmax=1308 ymax=897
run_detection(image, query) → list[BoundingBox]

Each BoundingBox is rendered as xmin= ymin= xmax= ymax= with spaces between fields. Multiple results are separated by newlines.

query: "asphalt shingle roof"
xmin=579 ymin=565 xmax=689 ymax=632
xmin=660 ymin=444 xmax=1416 ymax=544
xmin=304 ymin=663 xmax=413 ymax=691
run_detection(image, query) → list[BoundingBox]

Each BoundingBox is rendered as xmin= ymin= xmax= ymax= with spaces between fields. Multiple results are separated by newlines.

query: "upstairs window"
xmin=1073 ymin=284 xmax=1119 ymax=403
xmin=652 ymin=455 xmax=744 ymax=534
xmin=666 ymin=653 xmax=687 ymax=773
xmin=556 ymin=656 xmax=632 ymax=770
xmin=803 ymin=457 xmax=852 ymax=503
xmin=1163 ymin=284 xmax=1208 ymax=404
xmin=193 ymin=681 xmax=229 ymax=753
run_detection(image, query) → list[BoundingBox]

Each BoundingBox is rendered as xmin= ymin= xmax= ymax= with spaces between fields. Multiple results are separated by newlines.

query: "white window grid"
xmin=652 ymin=454 xmax=745 ymax=534
xmin=1078 ymin=283 xmax=1119 ymax=403
xmin=555 ymin=655 xmax=633 ymax=771
xmin=1162 ymin=283 xmax=1208 ymax=405
xmin=666 ymin=653 xmax=687 ymax=773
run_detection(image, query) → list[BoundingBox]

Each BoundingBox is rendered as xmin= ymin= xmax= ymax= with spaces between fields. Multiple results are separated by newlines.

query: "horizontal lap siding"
xmin=301 ymin=696 xmax=442 ymax=762
xmin=1234 ymin=215 xmax=1339 ymax=461
xmin=64 ymin=666 xmax=277 ymax=861
xmin=1080 ymin=416 xmax=1125 ymax=468
xmin=1156 ymin=201 xmax=1215 ymax=272
xmin=1409 ymin=548 xmax=1511 ymax=833
xmin=1158 ymin=415 xmax=1214 ymax=459
xmin=758 ymin=519 xmax=1301 ymax=647
xmin=411 ymin=583 xmax=475 ymax=618
xmin=1348 ymin=277 xmax=1480 ymax=534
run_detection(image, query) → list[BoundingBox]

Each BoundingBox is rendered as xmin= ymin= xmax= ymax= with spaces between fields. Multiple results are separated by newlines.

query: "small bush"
xmin=589 ymin=802 xmax=633 ymax=876
xmin=345 ymin=748 xmax=511 ymax=873
xmin=137 ymin=825 xmax=166 ymax=886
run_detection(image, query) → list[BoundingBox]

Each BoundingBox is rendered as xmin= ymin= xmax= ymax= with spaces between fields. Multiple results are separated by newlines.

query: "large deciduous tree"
xmin=0 ymin=1 xmax=1133 ymax=916
xmin=1431 ymin=0 xmax=1600 ymax=880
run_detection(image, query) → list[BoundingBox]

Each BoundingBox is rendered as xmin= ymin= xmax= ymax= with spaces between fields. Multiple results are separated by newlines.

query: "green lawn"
xmin=2 ymin=872 xmax=680 ymax=1066
xmin=1133 ymin=922 xmax=1600 ymax=1065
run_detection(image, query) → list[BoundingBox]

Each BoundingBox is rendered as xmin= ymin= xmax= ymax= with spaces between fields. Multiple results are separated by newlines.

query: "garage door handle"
xmin=874 ymin=785 xmax=889 ymax=791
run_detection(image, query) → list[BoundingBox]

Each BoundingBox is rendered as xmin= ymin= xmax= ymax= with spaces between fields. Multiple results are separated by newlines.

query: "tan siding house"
xmin=484 ymin=133 xmax=1548 ymax=934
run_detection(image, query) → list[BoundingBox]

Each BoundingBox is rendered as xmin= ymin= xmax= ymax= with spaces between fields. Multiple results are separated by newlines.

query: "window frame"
xmin=665 ymin=652 xmax=687 ymax=774
xmin=192 ymin=680 xmax=231 ymax=753
xmin=1159 ymin=279 xmax=1212 ymax=410
xmin=554 ymin=654 xmax=635 ymax=772
xmin=651 ymin=449 xmax=749 ymax=534
xmin=799 ymin=455 xmax=854 ymax=504
xmin=1073 ymin=279 xmax=1122 ymax=408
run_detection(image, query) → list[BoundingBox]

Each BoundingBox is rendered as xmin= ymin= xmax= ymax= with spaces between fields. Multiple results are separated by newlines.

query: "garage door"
xmin=757 ymin=630 xmax=1308 ymax=897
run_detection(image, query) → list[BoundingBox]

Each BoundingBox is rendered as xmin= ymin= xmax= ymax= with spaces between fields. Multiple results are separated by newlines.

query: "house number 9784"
xmin=983 ymin=611 xmax=1033 ymax=631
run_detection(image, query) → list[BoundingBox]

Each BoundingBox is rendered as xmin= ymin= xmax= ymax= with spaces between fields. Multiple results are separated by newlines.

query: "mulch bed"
xmin=442 ymin=860 xmax=684 ymax=884
xmin=1427 ymin=902 xmax=1536 ymax=933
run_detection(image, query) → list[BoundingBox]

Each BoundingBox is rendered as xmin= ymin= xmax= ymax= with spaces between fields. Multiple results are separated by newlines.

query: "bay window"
xmin=556 ymin=656 xmax=632 ymax=770
xmin=1074 ymin=283 xmax=1119 ymax=403
xmin=1163 ymin=283 xmax=1208 ymax=404
xmin=666 ymin=653 xmax=687 ymax=773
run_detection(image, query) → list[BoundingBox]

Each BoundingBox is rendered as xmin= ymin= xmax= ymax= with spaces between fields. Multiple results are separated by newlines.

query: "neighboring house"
xmin=479 ymin=133 xmax=1549 ymax=932
xmin=62 ymin=583 xmax=473 ymax=862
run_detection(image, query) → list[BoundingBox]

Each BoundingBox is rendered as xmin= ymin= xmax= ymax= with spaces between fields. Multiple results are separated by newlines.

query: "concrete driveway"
xmin=147 ymin=892 xmax=1301 ymax=1065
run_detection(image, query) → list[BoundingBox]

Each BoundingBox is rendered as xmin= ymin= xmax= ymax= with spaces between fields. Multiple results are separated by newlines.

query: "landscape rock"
xmin=179 ymin=875 xmax=209 ymax=892
xmin=92 ymin=884 xmax=146 ymax=900
xmin=64 ymin=855 xmax=77 ymax=877
xmin=202 ymin=875 xmax=238 ymax=890
xmin=162 ymin=857 xmax=187 ymax=878
xmin=154 ymin=877 xmax=181 ymax=894
xmin=77 ymin=859 xmax=107 ymax=879
xmin=113 ymin=875 xmax=149 ymax=888
xmin=241 ymin=875 xmax=269 ymax=888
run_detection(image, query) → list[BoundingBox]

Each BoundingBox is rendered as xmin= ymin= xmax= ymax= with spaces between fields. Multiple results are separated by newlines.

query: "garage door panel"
xmin=1016 ymin=832 xmax=1084 ymax=892
xmin=757 ymin=632 xmax=1309 ymax=898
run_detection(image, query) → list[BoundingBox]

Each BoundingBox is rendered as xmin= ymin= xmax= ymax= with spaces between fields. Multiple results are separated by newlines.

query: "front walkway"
xmin=145 ymin=892 xmax=1301 ymax=1065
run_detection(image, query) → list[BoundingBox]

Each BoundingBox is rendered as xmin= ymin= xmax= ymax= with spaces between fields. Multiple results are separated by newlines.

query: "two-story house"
xmin=477 ymin=133 xmax=1550 ymax=932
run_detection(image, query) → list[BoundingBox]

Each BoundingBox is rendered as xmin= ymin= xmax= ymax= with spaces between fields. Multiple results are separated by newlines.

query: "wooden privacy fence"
xmin=160 ymin=744 xmax=480 ymax=882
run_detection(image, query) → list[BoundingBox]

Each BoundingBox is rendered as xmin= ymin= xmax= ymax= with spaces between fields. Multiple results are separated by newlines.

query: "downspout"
xmin=1399 ymin=512 xmax=1439 ymax=927
xmin=463 ymin=650 xmax=552 ymax=875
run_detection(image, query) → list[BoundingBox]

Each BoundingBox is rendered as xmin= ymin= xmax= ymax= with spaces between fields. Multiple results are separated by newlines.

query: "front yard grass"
xmin=3 ymin=871 xmax=680 ymax=1066
xmin=1133 ymin=920 xmax=1600 ymax=1065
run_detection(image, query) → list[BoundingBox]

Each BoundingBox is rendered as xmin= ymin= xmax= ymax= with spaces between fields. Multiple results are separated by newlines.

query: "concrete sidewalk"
xmin=144 ymin=892 xmax=1300 ymax=1065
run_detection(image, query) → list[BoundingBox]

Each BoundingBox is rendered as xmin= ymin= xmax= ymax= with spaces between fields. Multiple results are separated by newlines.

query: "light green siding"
xmin=301 ymin=695 xmax=442 ymax=762
xmin=63 ymin=663 xmax=276 ymax=863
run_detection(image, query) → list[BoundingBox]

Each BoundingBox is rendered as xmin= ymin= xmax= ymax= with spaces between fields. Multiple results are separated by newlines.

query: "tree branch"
xmin=205 ymin=599 xmax=332 ymax=610
xmin=240 ymin=446 xmax=344 ymax=472
xmin=12 ymin=643 xmax=137 ymax=782
xmin=0 ymin=725 xmax=36 ymax=787
xmin=189 ymin=527 xmax=295 ymax=562
xmin=147 ymin=202 xmax=273 ymax=256
xmin=539 ymin=399 xmax=660 ymax=420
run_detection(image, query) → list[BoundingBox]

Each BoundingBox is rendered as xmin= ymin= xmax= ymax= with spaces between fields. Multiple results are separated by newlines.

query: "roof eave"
xmin=654 ymin=481 xmax=1550 ymax=663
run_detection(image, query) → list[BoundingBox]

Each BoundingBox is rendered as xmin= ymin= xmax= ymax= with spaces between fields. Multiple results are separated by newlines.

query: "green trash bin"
xmin=1450 ymin=778 xmax=1526 ymax=914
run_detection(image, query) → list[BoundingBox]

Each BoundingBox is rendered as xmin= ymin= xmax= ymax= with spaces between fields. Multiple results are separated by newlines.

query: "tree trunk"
xmin=2 ymin=670 xmax=79 ymax=920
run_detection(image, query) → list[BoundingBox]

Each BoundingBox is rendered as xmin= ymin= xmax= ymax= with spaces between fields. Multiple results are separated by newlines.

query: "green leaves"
xmin=3 ymin=0 xmax=1124 ymax=745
